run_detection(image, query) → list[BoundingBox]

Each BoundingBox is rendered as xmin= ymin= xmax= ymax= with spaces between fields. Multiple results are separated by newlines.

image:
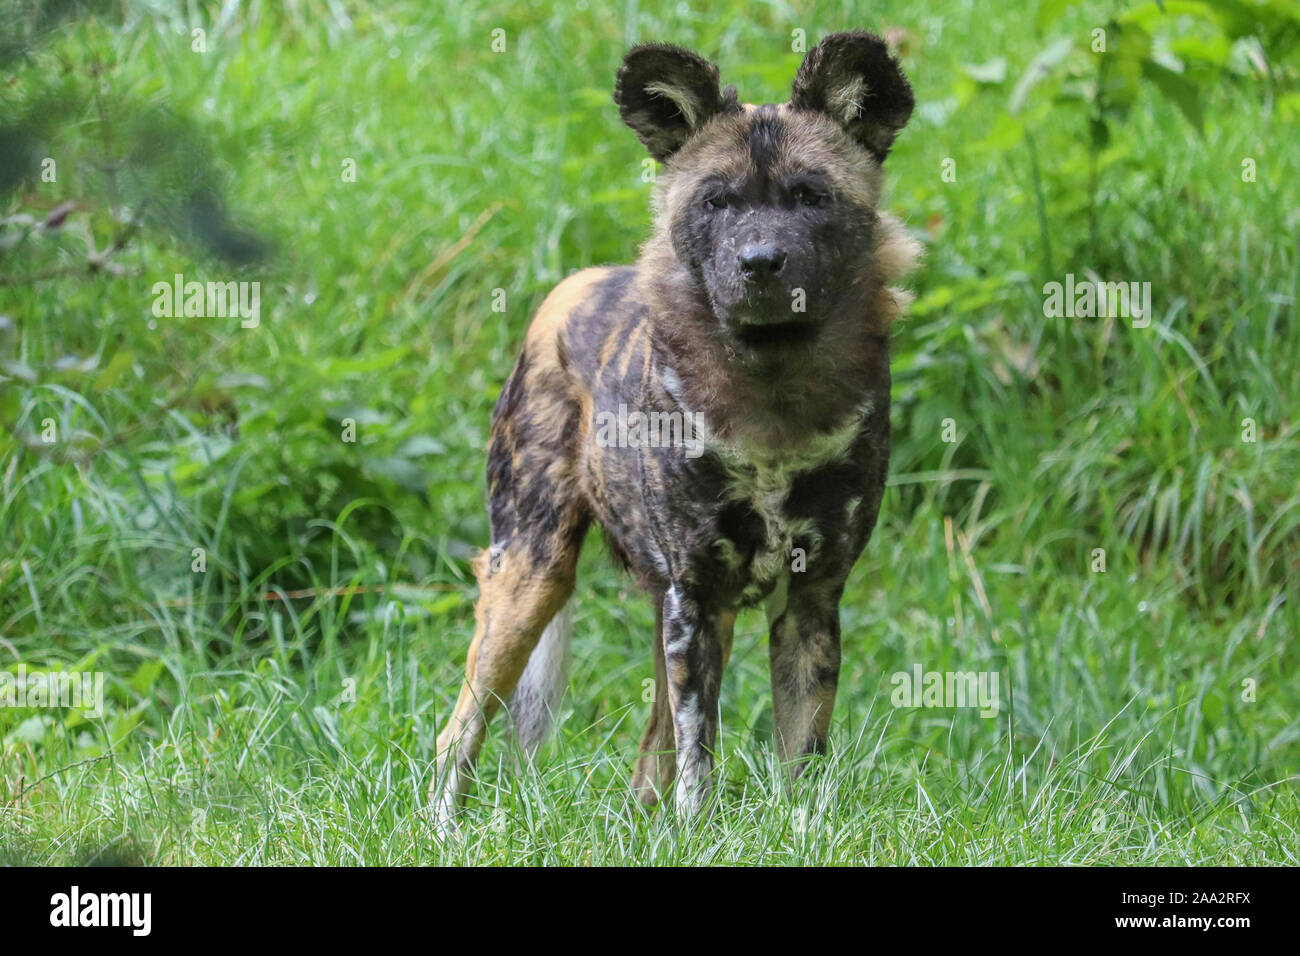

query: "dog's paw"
xmin=426 ymin=766 xmax=466 ymax=843
xmin=673 ymin=778 xmax=714 ymax=822
xmin=631 ymin=769 xmax=663 ymax=808
xmin=425 ymin=791 xmax=465 ymax=844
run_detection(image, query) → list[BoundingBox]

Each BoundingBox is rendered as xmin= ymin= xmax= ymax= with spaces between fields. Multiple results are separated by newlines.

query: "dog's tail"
xmin=509 ymin=601 xmax=572 ymax=754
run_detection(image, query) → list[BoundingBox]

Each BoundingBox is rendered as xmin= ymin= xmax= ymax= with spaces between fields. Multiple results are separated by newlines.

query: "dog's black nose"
xmin=738 ymin=243 xmax=786 ymax=280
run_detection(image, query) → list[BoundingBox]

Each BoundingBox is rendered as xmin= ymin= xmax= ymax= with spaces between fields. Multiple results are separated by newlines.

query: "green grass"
xmin=1 ymin=0 xmax=1297 ymax=865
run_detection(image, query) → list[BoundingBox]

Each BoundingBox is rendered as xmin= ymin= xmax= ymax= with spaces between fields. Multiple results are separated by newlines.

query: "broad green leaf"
xmin=972 ymin=112 xmax=1027 ymax=154
xmin=1010 ymin=37 xmax=1074 ymax=113
xmin=1170 ymin=34 xmax=1232 ymax=65
xmin=364 ymin=455 xmax=430 ymax=493
xmin=129 ymin=659 xmax=167 ymax=696
xmin=1120 ymin=1 xmax=1217 ymax=31
xmin=963 ymin=57 xmax=1008 ymax=84
xmin=93 ymin=349 xmax=135 ymax=391
xmin=1035 ymin=0 xmax=1076 ymax=33
xmin=396 ymin=434 xmax=446 ymax=457
xmin=1141 ymin=58 xmax=1205 ymax=133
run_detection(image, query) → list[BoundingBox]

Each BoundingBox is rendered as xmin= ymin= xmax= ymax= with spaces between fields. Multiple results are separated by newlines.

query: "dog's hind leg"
xmin=430 ymin=532 xmax=583 ymax=835
xmin=431 ymin=344 xmax=588 ymax=836
xmin=510 ymin=599 xmax=573 ymax=755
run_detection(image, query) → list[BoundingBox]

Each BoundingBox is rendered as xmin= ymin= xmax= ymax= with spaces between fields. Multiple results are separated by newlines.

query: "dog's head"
xmin=617 ymin=32 xmax=916 ymax=352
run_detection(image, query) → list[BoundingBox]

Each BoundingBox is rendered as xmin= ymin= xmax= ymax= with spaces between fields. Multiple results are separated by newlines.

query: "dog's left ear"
xmin=615 ymin=43 xmax=738 ymax=162
xmin=791 ymin=31 xmax=914 ymax=161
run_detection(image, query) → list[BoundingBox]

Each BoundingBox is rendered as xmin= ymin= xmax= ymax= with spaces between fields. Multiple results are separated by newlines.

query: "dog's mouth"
xmin=731 ymin=319 xmax=820 ymax=350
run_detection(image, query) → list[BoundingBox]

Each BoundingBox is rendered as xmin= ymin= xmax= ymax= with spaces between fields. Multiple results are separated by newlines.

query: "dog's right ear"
xmin=615 ymin=44 xmax=738 ymax=162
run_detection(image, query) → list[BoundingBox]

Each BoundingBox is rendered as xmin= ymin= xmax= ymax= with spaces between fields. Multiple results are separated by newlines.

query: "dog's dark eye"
xmin=704 ymin=192 xmax=731 ymax=210
xmin=792 ymin=184 xmax=829 ymax=208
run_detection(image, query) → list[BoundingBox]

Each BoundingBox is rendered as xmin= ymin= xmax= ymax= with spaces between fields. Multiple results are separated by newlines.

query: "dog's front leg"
xmin=660 ymin=583 xmax=726 ymax=818
xmin=767 ymin=581 xmax=842 ymax=775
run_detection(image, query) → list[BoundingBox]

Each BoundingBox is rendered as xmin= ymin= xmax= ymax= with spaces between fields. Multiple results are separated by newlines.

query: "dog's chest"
xmin=713 ymin=466 xmax=814 ymax=602
xmin=706 ymin=417 xmax=863 ymax=603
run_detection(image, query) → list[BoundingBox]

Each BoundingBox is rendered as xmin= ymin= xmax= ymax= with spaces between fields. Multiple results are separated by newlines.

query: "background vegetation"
xmin=1 ymin=0 xmax=1296 ymax=864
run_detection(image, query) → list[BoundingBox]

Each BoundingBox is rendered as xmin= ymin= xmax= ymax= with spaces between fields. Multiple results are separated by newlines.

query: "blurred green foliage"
xmin=0 ymin=0 xmax=1296 ymax=863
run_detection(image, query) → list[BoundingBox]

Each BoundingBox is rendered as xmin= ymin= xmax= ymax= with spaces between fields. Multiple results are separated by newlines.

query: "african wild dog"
xmin=432 ymin=31 xmax=919 ymax=831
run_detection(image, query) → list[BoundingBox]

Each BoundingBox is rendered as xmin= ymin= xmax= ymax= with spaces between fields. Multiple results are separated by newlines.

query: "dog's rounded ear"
xmin=790 ymin=31 xmax=914 ymax=161
xmin=615 ymin=44 xmax=738 ymax=162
